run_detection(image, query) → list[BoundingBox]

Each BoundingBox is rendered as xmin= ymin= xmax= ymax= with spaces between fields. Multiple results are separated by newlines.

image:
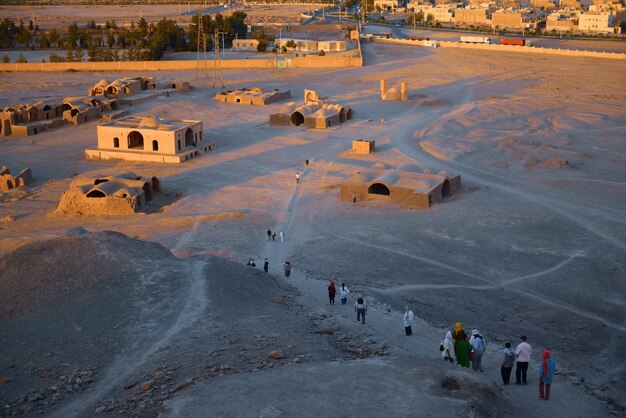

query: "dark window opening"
xmin=86 ymin=190 xmax=106 ymax=198
xmin=368 ymin=183 xmax=390 ymax=196
xmin=152 ymin=140 xmax=159 ymax=151
xmin=442 ymin=180 xmax=450 ymax=197
xmin=113 ymin=137 xmax=119 ymax=148
xmin=94 ymin=179 xmax=109 ymax=185
xmin=185 ymin=128 xmax=194 ymax=147
xmin=290 ymin=112 xmax=304 ymax=126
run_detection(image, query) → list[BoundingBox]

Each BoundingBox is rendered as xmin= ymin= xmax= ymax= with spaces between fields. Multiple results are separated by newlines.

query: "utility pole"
xmin=212 ymin=29 xmax=225 ymax=88
xmin=196 ymin=9 xmax=208 ymax=79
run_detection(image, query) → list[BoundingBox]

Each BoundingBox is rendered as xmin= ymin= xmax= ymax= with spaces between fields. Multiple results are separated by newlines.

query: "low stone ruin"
xmin=380 ymin=80 xmax=408 ymax=101
xmin=339 ymin=163 xmax=461 ymax=209
xmin=56 ymin=172 xmax=161 ymax=216
xmin=352 ymin=139 xmax=375 ymax=154
xmin=0 ymin=166 xmax=32 ymax=192
xmin=89 ymin=76 xmax=190 ymax=104
xmin=214 ymin=87 xmax=291 ymax=105
xmin=270 ymin=90 xmax=353 ymax=129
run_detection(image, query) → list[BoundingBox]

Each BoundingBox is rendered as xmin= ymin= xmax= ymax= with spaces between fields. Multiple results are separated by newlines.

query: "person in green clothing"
xmin=456 ymin=333 xmax=472 ymax=368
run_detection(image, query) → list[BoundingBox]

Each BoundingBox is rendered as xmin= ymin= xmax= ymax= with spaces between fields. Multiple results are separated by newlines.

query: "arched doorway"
xmin=152 ymin=140 xmax=159 ymax=151
xmin=128 ymin=131 xmax=144 ymax=149
xmin=442 ymin=179 xmax=450 ymax=197
xmin=290 ymin=112 xmax=305 ymax=126
xmin=106 ymin=86 xmax=117 ymax=96
xmin=339 ymin=108 xmax=346 ymax=123
xmin=368 ymin=183 xmax=390 ymax=196
xmin=185 ymin=128 xmax=194 ymax=147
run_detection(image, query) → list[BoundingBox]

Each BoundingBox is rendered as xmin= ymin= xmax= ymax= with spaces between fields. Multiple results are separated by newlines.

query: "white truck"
xmin=460 ymin=36 xmax=491 ymax=44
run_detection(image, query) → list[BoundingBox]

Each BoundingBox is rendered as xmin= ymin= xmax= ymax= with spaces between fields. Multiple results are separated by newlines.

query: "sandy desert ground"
xmin=0 ymin=41 xmax=625 ymax=417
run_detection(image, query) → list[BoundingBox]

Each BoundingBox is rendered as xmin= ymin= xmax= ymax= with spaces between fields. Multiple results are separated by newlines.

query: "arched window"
xmin=152 ymin=140 xmax=159 ymax=151
xmin=113 ymin=137 xmax=119 ymax=148
xmin=185 ymin=128 xmax=194 ymax=147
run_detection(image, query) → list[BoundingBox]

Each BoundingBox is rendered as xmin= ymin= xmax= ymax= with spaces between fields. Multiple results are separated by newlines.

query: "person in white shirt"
xmin=355 ymin=296 xmax=367 ymax=324
xmin=403 ymin=306 xmax=414 ymax=336
xmin=339 ymin=283 xmax=350 ymax=305
xmin=441 ymin=331 xmax=455 ymax=363
xmin=515 ymin=335 xmax=533 ymax=384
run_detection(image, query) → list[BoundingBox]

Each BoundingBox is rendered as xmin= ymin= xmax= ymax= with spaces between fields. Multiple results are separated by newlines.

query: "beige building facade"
xmin=85 ymin=115 xmax=208 ymax=163
xmin=455 ymin=8 xmax=491 ymax=25
xmin=578 ymin=11 xmax=617 ymax=33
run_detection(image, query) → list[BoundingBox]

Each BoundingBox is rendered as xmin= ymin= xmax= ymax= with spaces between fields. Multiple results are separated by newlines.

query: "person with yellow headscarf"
xmin=451 ymin=322 xmax=465 ymax=361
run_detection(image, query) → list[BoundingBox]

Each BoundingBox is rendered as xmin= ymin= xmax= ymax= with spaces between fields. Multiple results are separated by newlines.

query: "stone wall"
xmin=371 ymin=37 xmax=626 ymax=60
xmin=0 ymin=53 xmax=363 ymax=73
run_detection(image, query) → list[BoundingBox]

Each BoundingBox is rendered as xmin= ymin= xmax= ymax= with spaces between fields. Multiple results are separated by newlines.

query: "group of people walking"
xmin=245 ymin=256 xmax=290 ymax=278
xmin=266 ymin=229 xmax=284 ymax=242
xmin=326 ymin=281 xmax=368 ymax=324
xmin=440 ymin=323 xmax=555 ymax=400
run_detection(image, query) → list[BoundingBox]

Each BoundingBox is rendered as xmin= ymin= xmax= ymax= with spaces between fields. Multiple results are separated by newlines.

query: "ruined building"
xmin=269 ymin=90 xmax=353 ymax=129
xmin=56 ymin=172 xmax=161 ymax=216
xmin=214 ymin=87 xmax=291 ymax=105
xmin=339 ymin=164 xmax=461 ymax=209
xmin=0 ymin=166 xmax=32 ymax=192
xmin=380 ymin=80 xmax=408 ymax=101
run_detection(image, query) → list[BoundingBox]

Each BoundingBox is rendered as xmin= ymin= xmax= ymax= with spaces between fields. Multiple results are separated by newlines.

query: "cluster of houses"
xmin=3 ymin=76 xmax=462 ymax=215
xmin=0 ymin=76 xmax=189 ymax=138
xmin=376 ymin=0 xmax=624 ymax=34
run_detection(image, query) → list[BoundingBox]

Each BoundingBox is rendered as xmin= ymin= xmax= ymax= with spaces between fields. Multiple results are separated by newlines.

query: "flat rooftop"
xmin=101 ymin=115 xmax=199 ymax=131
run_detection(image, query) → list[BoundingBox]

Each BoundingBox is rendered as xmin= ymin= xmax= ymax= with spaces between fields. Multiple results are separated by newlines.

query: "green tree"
xmin=318 ymin=49 xmax=325 ymax=56
xmin=48 ymin=28 xmax=59 ymax=47
xmin=17 ymin=28 xmax=31 ymax=47
xmin=15 ymin=54 xmax=27 ymax=63
xmin=40 ymin=34 xmax=50 ymax=48
xmin=256 ymin=39 xmax=267 ymax=52
xmin=285 ymin=39 xmax=296 ymax=49
xmin=1 ymin=54 xmax=9 ymax=63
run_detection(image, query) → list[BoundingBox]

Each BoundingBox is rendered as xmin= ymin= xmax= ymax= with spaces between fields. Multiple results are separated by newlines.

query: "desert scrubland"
xmin=0 ymin=36 xmax=625 ymax=417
